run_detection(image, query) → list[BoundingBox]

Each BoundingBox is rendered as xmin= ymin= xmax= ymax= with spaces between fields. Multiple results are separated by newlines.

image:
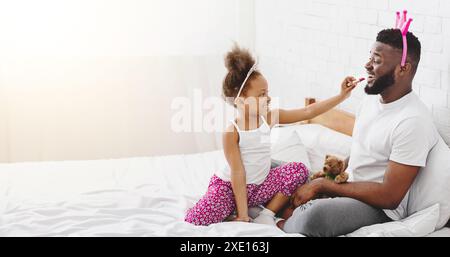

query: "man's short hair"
xmin=376 ymin=28 xmax=421 ymax=72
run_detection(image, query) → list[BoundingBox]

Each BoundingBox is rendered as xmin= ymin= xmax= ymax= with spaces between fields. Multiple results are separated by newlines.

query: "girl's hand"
xmin=233 ymin=216 xmax=252 ymax=223
xmin=340 ymin=76 xmax=365 ymax=99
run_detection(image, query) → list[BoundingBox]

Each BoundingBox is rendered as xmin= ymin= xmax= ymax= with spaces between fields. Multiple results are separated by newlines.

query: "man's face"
xmin=364 ymin=42 xmax=401 ymax=95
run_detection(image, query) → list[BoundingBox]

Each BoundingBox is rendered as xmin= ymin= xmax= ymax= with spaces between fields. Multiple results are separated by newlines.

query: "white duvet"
xmin=0 ymin=124 xmax=448 ymax=237
xmin=0 ymin=150 xmax=299 ymax=236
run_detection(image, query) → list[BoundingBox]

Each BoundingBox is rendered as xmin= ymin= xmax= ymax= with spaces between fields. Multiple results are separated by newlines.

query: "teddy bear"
xmin=310 ymin=154 xmax=349 ymax=184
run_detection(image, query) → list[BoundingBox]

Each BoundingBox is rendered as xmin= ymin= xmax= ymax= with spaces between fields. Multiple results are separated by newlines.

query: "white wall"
xmin=0 ymin=0 xmax=245 ymax=57
xmin=2 ymin=0 xmax=449 ymax=163
xmin=0 ymin=74 xmax=8 ymax=162
xmin=0 ymin=0 xmax=255 ymax=162
xmin=255 ymin=0 xmax=450 ymax=144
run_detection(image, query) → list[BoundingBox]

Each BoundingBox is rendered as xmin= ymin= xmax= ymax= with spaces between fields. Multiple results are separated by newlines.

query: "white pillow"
xmin=436 ymin=124 xmax=450 ymax=148
xmin=407 ymin=136 xmax=450 ymax=229
xmin=295 ymin=124 xmax=353 ymax=172
xmin=271 ymin=127 xmax=312 ymax=171
xmin=346 ymin=203 xmax=439 ymax=237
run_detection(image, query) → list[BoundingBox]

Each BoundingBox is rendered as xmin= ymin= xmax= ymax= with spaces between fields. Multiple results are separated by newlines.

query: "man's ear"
xmin=398 ymin=62 xmax=412 ymax=76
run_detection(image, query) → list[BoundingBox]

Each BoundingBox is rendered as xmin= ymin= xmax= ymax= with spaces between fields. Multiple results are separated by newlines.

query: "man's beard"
xmin=364 ymin=69 xmax=396 ymax=95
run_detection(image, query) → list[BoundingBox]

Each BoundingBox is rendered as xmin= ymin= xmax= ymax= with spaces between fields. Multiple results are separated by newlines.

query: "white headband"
xmin=234 ymin=62 xmax=258 ymax=104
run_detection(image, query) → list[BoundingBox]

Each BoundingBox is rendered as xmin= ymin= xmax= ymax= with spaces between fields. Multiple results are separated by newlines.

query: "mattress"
xmin=0 ymin=150 xmax=297 ymax=236
xmin=0 ymin=124 xmax=448 ymax=236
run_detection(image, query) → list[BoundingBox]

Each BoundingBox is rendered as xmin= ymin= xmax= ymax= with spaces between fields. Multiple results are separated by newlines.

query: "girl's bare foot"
xmin=224 ymin=213 xmax=237 ymax=221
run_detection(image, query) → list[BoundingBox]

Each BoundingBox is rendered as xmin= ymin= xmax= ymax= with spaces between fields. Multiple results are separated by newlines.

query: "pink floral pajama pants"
xmin=185 ymin=162 xmax=309 ymax=226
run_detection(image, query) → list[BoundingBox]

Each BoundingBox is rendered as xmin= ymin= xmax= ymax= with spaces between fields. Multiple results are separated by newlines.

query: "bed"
xmin=0 ymin=99 xmax=449 ymax=237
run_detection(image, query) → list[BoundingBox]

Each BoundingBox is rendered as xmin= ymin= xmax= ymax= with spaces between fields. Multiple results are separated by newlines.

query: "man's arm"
xmin=292 ymin=160 xmax=420 ymax=209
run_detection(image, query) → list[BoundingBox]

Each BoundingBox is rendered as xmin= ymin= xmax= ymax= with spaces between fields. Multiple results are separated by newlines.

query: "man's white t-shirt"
xmin=347 ymin=91 xmax=440 ymax=221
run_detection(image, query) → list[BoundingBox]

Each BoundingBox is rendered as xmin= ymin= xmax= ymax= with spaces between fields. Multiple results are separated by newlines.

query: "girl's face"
xmin=236 ymin=75 xmax=271 ymax=117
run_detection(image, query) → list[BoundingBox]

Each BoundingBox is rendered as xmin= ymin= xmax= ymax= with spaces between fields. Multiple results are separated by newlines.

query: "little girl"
xmin=185 ymin=45 xmax=361 ymax=226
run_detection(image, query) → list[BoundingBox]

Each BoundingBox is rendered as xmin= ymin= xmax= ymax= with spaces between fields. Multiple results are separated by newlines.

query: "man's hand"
xmin=290 ymin=179 xmax=324 ymax=207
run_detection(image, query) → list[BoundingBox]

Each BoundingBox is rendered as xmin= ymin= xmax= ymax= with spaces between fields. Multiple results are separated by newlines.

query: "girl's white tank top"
xmin=216 ymin=115 xmax=271 ymax=185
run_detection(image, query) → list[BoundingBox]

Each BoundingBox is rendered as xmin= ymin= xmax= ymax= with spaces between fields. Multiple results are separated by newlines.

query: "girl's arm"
xmin=223 ymin=125 xmax=250 ymax=222
xmin=268 ymin=76 xmax=362 ymax=125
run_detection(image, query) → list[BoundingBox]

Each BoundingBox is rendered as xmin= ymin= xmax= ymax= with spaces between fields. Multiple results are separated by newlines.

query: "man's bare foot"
xmin=276 ymin=219 xmax=285 ymax=230
xmin=281 ymin=205 xmax=295 ymax=220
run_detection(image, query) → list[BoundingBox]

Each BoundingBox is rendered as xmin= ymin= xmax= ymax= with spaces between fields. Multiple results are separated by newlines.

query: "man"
xmin=279 ymin=29 xmax=440 ymax=236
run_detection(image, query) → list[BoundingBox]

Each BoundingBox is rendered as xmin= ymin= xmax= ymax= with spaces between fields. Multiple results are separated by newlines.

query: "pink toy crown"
xmin=395 ymin=10 xmax=413 ymax=67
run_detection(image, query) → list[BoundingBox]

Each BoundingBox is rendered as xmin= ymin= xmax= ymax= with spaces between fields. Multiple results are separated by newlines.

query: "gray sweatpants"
xmin=283 ymin=197 xmax=391 ymax=237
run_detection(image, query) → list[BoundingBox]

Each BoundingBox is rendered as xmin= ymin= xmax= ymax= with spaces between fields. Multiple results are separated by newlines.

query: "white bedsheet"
xmin=0 ymin=151 xmax=301 ymax=236
xmin=1 ymin=126 xmax=449 ymax=237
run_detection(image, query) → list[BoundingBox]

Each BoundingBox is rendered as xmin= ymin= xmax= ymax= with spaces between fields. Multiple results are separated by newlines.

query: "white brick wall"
xmin=255 ymin=0 xmax=450 ymax=145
